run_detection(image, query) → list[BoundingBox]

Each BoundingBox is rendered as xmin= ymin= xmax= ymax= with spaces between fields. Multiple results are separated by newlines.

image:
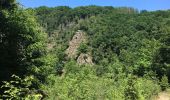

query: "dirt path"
xmin=156 ymin=92 xmax=170 ymax=100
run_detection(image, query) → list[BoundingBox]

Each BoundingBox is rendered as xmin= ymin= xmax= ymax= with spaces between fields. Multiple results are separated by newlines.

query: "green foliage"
xmin=34 ymin=6 xmax=170 ymax=99
xmin=0 ymin=0 xmax=57 ymax=84
xmin=152 ymin=43 xmax=170 ymax=80
xmin=124 ymin=76 xmax=141 ymax=100
xmin=124 ymin=75 xmax=161 ymax=100
xmin=34 ymin=6 xmax=138 ymax=33
xmin=40 ymin=63 xmax=161 ymax=100
xmin=0 ymin=0 xmax=17 ymax=10
xmin=136 ymin=77 xmax=160 ymax=99
xmin=1 ymin=75 xmax=42 ymax=100
xmin=41 ymin=65 xmax=126 ymax=100
xmin=1 ymin=4 xmax=170 ymax=100
xmin=77 ymin=43 xmax=88 ymax=54
xmin=160 ymin=75 xmax=169 ymax=91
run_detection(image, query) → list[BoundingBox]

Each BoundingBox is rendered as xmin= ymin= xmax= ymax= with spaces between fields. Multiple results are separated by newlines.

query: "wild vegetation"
xmin=0 ymin=0 xmax=170 ymax=100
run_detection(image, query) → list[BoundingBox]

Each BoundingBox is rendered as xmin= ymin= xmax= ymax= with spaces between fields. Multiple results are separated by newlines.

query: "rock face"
xmin=65 ymin=30 xmax=93 ymax=65
xmin=65 ymin=30 xmax=86 ymax=58
xmin=77 ymin=53 xmax=93 ymax=65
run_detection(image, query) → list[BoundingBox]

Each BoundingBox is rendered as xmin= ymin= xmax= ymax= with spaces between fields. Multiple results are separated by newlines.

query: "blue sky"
xmin=18 ymin=0 xmax=170 ymax=11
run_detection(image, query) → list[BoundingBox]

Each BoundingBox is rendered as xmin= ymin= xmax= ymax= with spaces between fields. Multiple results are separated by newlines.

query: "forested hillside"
xmin=0 ymin=0 xmax=170 ymax=100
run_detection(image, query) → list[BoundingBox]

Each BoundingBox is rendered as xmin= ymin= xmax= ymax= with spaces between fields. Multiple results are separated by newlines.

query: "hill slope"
xmin=1 ymin=5 xmax=170 ymax=99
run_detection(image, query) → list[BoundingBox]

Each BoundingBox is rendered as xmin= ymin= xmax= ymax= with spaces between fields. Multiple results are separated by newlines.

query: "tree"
xmin=0 ymin=0 xmax=17 ymax=10
xmin=0 ymin=0 xmax=49 ymax=82
xmin=160 ymin=75 xmax=169 ymax=91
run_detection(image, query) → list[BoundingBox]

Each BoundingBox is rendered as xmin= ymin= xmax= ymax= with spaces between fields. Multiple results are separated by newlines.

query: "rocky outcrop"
xmin=65 ymin=30 xmax=86 ymax=58
xmin=77 ymin=53 xmax=93 ymax=65
xmin=65 ymin=30 xmax=93 ymax=65
xmin=47 ymin=42 xmax=55 ymax=51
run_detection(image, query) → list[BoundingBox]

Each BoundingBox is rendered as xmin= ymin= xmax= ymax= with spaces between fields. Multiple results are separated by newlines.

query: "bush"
xmin=137 ymin=78 xmax=160 ymax=99
xmin=124 ymin=75 xmax=141 ymax=100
